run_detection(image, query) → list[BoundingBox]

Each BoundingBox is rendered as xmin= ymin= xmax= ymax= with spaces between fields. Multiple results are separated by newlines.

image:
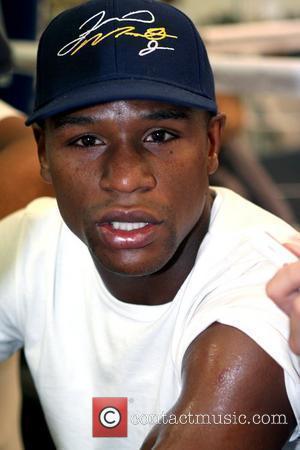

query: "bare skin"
xmin=141 ymin=324 xmax=295 ymax=450
xmin=0 ymin=115 xmax=54 ymax=217
xmin=32 ymin=99 xmax=296 ymax=448
xmin=0 ymin=353 xmax=23 ymax=450
xmin=35 ymin=100 xmax=223 ymax=304
xmin=267 ymin=238 xmax=300 ymax=355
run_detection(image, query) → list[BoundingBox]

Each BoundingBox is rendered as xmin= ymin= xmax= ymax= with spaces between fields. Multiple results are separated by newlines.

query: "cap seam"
xmin=112 ymin=0 xmax=118 ymax=73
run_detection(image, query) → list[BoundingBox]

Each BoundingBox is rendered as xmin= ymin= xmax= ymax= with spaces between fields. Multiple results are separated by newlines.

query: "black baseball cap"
xmin=26 ymin=0 xmax=217 ymax=125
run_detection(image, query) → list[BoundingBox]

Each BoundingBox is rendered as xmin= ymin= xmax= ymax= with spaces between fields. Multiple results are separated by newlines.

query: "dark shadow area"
xmin=21 ymin=352 xmax=55 ymax=450
xmin=261 ymin=150 xmax=300 ymax=225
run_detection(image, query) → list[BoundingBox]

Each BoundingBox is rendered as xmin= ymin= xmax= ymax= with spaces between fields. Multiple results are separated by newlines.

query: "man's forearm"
xmin=0 ymin=353 xmax=24 ymax=450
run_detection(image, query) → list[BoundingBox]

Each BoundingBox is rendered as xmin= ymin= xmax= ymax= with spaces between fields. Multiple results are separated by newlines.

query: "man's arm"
xmin=0 ymin=115 xmax=54 ymax=218
xmin=0 ymin=353 xmax=23 ymax=450
xmin=141 ymin=323 xmax=296 ymax=450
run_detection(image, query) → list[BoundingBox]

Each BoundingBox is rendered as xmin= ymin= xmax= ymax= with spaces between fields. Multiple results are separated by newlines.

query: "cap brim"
xmin=26 ymin=78 xmax=217 ymax=125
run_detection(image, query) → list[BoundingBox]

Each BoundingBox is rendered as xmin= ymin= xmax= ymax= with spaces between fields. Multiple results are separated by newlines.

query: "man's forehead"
xmin=47 ymin=100 xmax=205 ymax=129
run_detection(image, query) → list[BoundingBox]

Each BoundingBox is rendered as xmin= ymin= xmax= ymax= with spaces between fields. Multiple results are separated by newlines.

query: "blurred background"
xmin=0 ymin=0 xmax=299 ymax=449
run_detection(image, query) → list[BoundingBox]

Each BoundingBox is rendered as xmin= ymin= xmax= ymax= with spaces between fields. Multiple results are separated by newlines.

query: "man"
xmin=267 ymin=238 xmax=300 ymax=356
xmin=0 ymin=0 xmax=299 ymax=449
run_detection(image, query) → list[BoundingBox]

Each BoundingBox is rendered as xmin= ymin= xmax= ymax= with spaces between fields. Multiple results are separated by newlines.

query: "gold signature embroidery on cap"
xmin=57 ymin=10 xmax=178 ymax=58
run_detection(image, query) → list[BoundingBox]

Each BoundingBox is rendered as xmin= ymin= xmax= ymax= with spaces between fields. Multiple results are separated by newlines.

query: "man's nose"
xmin=99 ymin=143 xmax=157 ymax=194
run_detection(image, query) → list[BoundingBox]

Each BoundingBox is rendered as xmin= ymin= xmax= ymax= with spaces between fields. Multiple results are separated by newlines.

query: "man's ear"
xmin=32 ymin=124 xmax=52 ymax=184
xmin=207 ymin=113 xmax=226 ymax=175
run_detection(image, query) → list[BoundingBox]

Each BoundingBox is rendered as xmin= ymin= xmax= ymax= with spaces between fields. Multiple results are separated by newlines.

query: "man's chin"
xmin=90 ymin=250 xmax=171 ymax=278
xmin=86 ymin=228 xmax=178 ymax=279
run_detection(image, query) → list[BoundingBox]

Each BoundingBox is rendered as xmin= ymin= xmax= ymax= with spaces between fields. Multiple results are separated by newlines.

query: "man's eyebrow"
xmin=51 ymin=108 xmax=193 ymax=128
xmin=52 ymin=115 xmax=96 ymax=129
xmin=142 ymin=108 xmax=192 ymax=121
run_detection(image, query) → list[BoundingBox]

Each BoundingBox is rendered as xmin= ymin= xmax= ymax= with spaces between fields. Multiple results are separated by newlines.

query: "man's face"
xmin=37 ymin=100 xmax=222 ymax=276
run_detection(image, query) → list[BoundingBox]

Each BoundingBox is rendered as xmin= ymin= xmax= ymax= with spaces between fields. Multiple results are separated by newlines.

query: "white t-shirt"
xmin=0 ymin=187 xmax=299 ymax=449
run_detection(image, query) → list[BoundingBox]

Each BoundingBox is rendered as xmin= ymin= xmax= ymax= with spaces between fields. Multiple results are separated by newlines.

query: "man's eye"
xmin=71 ymin=135 xmax=103 ymax=147
xmin=144 ymin=129 xmax=177 ymax=144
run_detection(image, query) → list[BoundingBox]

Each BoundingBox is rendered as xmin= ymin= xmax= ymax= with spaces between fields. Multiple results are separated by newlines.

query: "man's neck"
xmin=93 ymin=190 xmax=215 ymax=306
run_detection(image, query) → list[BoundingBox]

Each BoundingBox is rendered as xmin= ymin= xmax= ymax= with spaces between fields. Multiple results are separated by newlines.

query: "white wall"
xmin=176 ymin=0 xmax=300 ymax=24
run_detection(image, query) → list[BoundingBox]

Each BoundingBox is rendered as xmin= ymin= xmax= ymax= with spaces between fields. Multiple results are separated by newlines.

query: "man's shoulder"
xmin=0 ymin=197 xmax=62 ymax=256
xmin=211 ymin=187 xmax=295 ymax=238
xmin=21 ymin=196 xmax=58 ymax=220
xmin=192 ymin=188 xmax=297 ymax=288
xmin=1 ymin=196 xmax=59 ymax=229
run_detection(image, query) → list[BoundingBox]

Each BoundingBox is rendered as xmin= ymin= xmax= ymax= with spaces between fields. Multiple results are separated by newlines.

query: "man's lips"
xmin=96 ymin=209 xmax=161 ymax=225
xmin=95 ymin=210 xmax=163 ymax=250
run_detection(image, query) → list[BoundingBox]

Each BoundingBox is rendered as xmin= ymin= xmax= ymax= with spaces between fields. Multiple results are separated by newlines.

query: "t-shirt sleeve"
xmin=173 ymin=259 xmax=300 ymax=441
xmin=0 ymin=209 xmax=26 ymax=360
